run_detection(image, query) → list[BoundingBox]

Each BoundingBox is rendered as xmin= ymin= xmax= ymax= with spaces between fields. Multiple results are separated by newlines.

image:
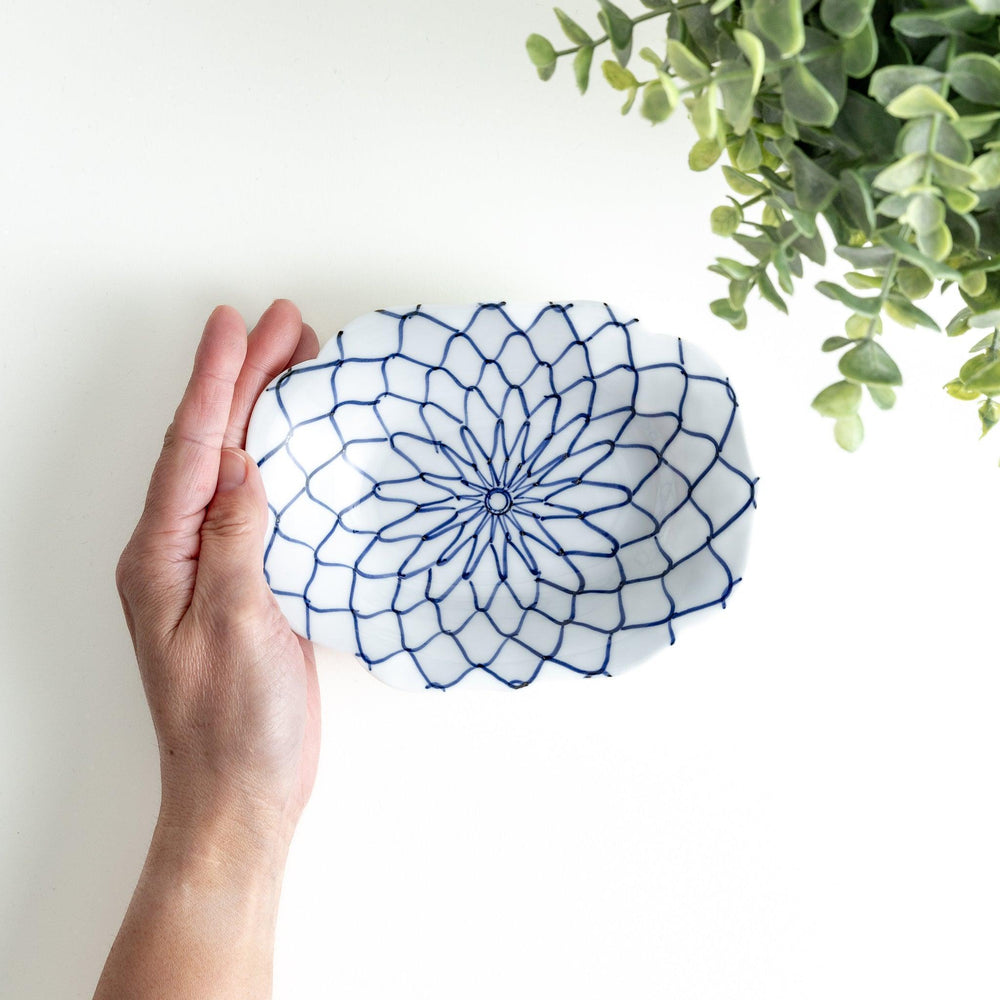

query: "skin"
xmin=94 ymin=300 xmax=322 ymax=999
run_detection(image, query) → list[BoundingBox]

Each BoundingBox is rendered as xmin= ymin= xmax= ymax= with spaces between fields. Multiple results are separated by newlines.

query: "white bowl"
xmin=246 ymin=301 xmax=757 ymax=691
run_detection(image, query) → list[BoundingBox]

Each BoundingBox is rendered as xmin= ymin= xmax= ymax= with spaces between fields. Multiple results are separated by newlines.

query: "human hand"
xmin=115 ymin=299 xmax=322 ymax=845
xmin=97 ymin=301 xmax=322 ymax=1000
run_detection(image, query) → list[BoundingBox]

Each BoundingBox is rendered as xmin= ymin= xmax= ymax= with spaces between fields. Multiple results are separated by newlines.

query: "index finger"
xmin=222 ymin=299 xmax=309 ymax=450
xmin=139 ymin=305 xmax=249 ymax=539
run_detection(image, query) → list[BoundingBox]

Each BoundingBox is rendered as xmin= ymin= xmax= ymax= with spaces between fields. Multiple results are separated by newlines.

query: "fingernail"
xmin=218 ymin=449 xmax=247 ymax=492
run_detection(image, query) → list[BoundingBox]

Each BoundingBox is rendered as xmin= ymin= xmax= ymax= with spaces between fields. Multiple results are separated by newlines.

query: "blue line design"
xmin=249 ymin=302 xmax=758 ymax=690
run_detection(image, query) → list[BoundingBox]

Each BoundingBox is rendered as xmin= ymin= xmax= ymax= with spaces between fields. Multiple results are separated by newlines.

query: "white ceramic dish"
xmin=246 ymin=301 xmax=757 ymax=690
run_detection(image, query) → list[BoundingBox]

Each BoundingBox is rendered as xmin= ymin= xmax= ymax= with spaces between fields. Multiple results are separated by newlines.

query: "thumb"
xmin=193 ymin=448 xmax=272 ymax=618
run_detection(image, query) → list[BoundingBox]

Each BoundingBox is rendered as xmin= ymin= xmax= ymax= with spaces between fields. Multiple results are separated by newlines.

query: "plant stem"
xmin=555 ymin=1 xmax=722 ymax=57
xmin=916 ymin=37 xmax=956 ymax=190
xmin=864 ymin=231 xmax=907 ymax=340
xmin=740 ymin=193 xmax=767 ymax=211
xmin=555 ymin=7 xmax=671 ymax=57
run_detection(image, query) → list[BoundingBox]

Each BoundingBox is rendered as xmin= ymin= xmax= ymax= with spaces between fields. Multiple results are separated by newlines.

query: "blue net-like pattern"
xmin=246 ymin=301 xmax=757 ymax=691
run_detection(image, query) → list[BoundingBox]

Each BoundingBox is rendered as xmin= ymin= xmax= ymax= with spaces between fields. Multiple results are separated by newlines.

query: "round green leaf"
xmin=838 ymin=339 xmax=903 ymax=386
xmin=979 ymin=398 xmax=1000 ymax=437
xmin=819 ymin=0 xmax=874 ymax=38
xmin=948 ymin=53 xmax=1000 ymax=105
xmin=715 ymin=257 xmax=755 ymax=280
xmin=845 ymin=271 xmax=883 ymax=290
xmin=596 ymin=0 xmax=633 ymax=53
xmin=526 ymin=34 xmax=557 ymax=69
xmin=971 ymin=151 xmax=1000 ymax=191
xmin=733 ymin=28 xmax=766 ymax=95
xmin=902 ymin=193 xmax=945 ymax=235
xmin=729 ymin=278 xmax=751 ymax=308
xmin=886 ymin=84 xmax=958 ymax=120
xmin=968 ymin=308 xmax=1000 ymax=329
xmin=946 ymin=309 xmax=971 ymax=337
xmin=690 ymin=137 xmax=724 ymax=171
xmin=868 ymin=385 xmax=897 ymax=409
xmin=816 ymin=280 xmax=880 ymax=316
xmin=875 ymin=193 xmax=910 ymax=219
xmin=962 ymin=355 xmax=1000 ymax=394
xmin=736 ymin=129 xmax=763 ymax=171
xmin=711 ymin=204 xmax=743 ymax=236
xmin=602 ymin=60 xmax=638 ymax=91
xmin=944 ymin=378 xmax=981 ymax=400
xmin=916 ymin=223 xmax=953 ymax=263
xmin=781 ymin=61 xmax=840 ymax=127
xmin=941 ymin=185 xmax=980 ymax=214
xmin=898 ymin=118 xmax=972 ymax=163
xmin=757 ymin=270 xmax=788 ymax=313
xmin=870 ymin=66 xmax=945 ymax=105
xmin=722 ymin=165 xmax=768 ymax=196
xmin=812 ymin=379 xmax=862 ymax=416
xmin=786 ymin=146 xmax=839 ymax=211
xmin=843 ymin=19 xmax=878 ymax=77
xmin=554 ymin=8 xmax=592 ymax=46
xmin=691 ymin=82 xmax=720 ymax=140
xmin=960 ymin=270 xmax=988 ymax=297
xmin=846 ymin=312 xmax=879 ymax=338
xmin=597 ymin=8 xmax=631 ymax=67
xmin=954 ymin=111 xmax=1000 ymax=139
xmin=896 ymin=265 xmax=934 ymax=300
xmin=719 ymin=68 xmax=756 ymax=136
xmin=931 ymin=153 xmax=979 ymax=189
xmin=891 ymin=8 xmax=992 ymax=40
xmin=960 ymin=353 xmax=994 ymax=382
xmin=666 ymin=39 xmax=710 ymax=83
xmin=822 ymin=335 xmax=853 ymax=351
xmin=573 ymin=45 xmax=594 ymax=94
xmin=747 ymin=0 xmax=805 ymax=59
xmin=884 ymin=295 xmax=940 ymax=331
xmin=834 ymin=413 xmax=864 ymax=451
xmin=873 ymin=152 xmax=928 ymax=194
xmin=640 ymin=80 xmax=674 ymax=124
xmin=656 ymin=70 xmax=680 ymax=110
xmin=837 ymin=171 xmax=877 ymax=235
xmin=761 ymin=203 xmax=782 ymax=228
xmin=710 ymin=298 xmax=748 ymax=328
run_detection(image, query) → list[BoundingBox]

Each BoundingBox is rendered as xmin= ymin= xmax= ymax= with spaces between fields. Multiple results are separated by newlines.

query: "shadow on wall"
xmin=0 ymin=279 xmax=371 ymax=999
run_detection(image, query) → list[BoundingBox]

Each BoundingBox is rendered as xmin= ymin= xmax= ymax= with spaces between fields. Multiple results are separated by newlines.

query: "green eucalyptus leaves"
xmin=527 ymin=0 xmax=1000 ymax=458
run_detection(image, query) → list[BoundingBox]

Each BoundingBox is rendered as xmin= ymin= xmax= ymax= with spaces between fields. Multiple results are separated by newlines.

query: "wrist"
xmin=158 ymin=756 xmax=301 ymax=853
xmin=93 ymin=789 xmax=291 ymax=999
xmin=143 ymin=801 xmax=291 ymax=955
xmin=154 ymin=786 xmax=295 ymax=888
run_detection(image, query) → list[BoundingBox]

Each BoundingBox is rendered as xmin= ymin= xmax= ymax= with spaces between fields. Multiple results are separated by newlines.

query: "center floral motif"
xmin=484 ymin=488 xmax=512 ymax=515
xmin=249 ymin=301 xmax=757 ymax=691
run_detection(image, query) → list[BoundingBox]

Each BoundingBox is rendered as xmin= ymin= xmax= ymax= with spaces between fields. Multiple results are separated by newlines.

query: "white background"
xmin=2 ymin=1 xmax=999 ymax=998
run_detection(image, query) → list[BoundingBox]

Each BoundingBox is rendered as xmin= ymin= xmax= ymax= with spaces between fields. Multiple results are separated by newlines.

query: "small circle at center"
xmin=485 ymin=488 xmax=512 ymax=514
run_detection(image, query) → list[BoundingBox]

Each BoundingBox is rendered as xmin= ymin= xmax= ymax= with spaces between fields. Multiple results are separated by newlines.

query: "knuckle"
xmin=115 ymin=538 xmax=161 ymax=607
xmin=115 ymin=545 xmax=137 ymax=600
xmin=202 ymin=501 xmax=254 ymax=540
